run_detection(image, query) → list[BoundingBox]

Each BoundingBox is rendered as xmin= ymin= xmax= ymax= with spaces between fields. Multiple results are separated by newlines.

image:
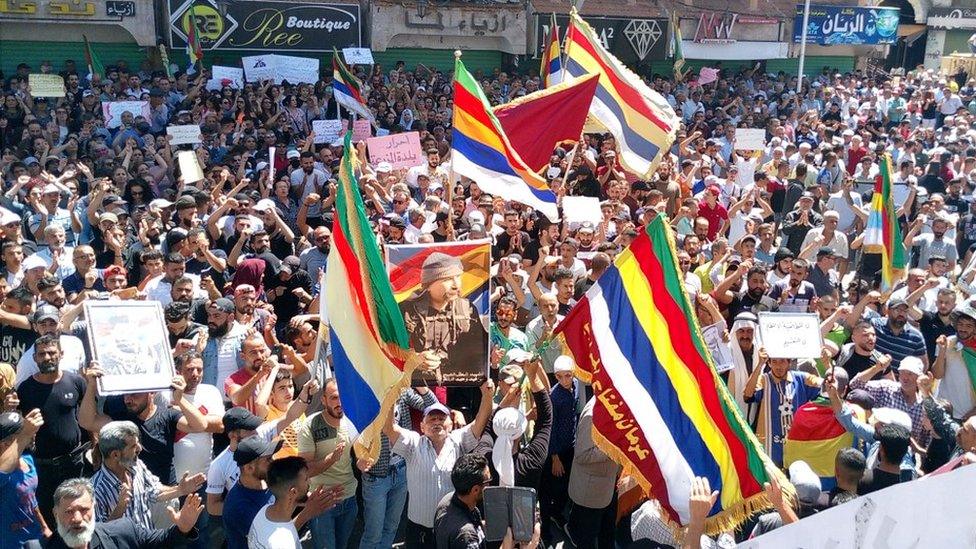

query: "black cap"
xmin=388 ymin=216 xmax=406 ymax=229
xmin=234 ymin=435 xmax=282 ymax=466
xmin=0 ymin=411 xmax=23 ymax=441
xmin=211 ymin=297 xmax=235 ymax=313
xmin=774 ymin=247 xmax=795 ymax=262
xmin=816 ymin=246 xmax=838 ymax=258
xmin=223 ymin=407 xmax=263 ymax=432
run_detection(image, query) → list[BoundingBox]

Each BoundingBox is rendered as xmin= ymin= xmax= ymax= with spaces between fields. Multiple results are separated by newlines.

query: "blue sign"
xmin=792 ymin=5 xmax=900 ymax=45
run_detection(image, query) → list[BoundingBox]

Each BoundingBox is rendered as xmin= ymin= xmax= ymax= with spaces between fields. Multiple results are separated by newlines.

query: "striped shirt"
xmin=870 ymin=316 xmax=927 ymax=370
xmin=91 ymin=459 xmax=161 ymax=529
xmin=367 ymin=389 xmax=437 ymax=477
xmin=392 ymin=425 xmax=479 ymax=528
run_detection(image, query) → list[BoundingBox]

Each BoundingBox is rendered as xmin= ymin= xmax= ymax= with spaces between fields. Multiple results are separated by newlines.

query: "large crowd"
xmin=1 ymin=53 xmax=976 ymax=549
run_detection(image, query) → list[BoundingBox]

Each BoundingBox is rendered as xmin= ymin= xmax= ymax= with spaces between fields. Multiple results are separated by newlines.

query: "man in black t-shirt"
xmin=16 ymin=334 xmax=87 ymax=525
xmin=836 ymin=320 xmax=890 ymax=380
xmin=0 ymin=287 xmax=37 ymax=365
xmin=859 ymin=423 xmax=911 ymax=495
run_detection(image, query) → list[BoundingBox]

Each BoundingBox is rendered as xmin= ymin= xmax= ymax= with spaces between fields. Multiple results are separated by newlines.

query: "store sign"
xmin=168 ymin=0 xmax=361 ymax=53
xmin=0 ymin=0 xmax=154 ymax=45
xmin=928 ymin=7 xmax=976 ymax=30
xmin=694 ymin=11 xmax=737 ymax=43
xmin=537 ymin=14 xmax=668 ymax=64
xmin=792 ymin=5 xmax=899 ymax=45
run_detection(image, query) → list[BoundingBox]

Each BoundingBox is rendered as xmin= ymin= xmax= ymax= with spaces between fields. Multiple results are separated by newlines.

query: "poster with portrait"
xmin=386 ymin=240 xmax=491 ymax=386
xmin=83 ymin=301 xmax=175 ymax=395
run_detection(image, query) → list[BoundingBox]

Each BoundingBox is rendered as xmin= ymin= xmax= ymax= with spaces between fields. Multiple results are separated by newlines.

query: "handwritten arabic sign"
xmin=166 ymin=125 xmax=202 ymax=145
xmin=29 ymin=74 xmax=65 ymax=97
xmin=312 ymin=120 xmax=343 ymax=145
xmin=367 ymin=132 xmax=422 ymax=169
xmin=351 ymin=119 xmax=371 ymax=143
xmin=101 ymin=101 xmax=150 ymax=129
xmin=792 ymin=5 xmax=900 ymax=45
xmin=758 ymin=312 xmax=823 ymax=359
xmin=735 ymin=128 xmax=766 ymax=151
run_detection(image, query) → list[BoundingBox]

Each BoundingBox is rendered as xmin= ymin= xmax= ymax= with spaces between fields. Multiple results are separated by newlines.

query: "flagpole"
xmin=796 ymin=0 xmax=812 ymax=94
xmin=447 ymin=50 xmax=462 ymax=241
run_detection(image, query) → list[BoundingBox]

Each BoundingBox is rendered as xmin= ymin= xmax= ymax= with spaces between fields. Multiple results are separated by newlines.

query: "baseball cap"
xmin=103 ymin=265 xmax=127 ymax=279
xmin=41 ymin=184 xmax=60 ymax=195
xmin=952 ymin=302 xmax=976 ymax=322
xmin=234 ymin=435 xmax=282 ymax=466
xmin=286 ymin=149 xmax=300 ymax=159
xmin=706 ymin=184 xmax=721 ymax=196
xmin=23 ymin=156 xmax=39 ymax=166
xmin=82 ymin=89 xmax=95 ymax=97
xmin=423 ymin=402 xmax=451 ymax=418
xmin=553 ymin=355 xmax=574 ymax=373
xmin=98 ymin=212 xmax=118 ymax=225
xmin=150 ymin=198 xmax=174 ymax=209
xmin=253 ymin=198 xmax=275 ymax=212
xmin=103 ymin=195 xmax=127 ymax=207
xmin=223 ymin=407 xmax=263 ymax=432
xmin=870 ymin=407 xmax=912 ymax=430
xmin=174 ymin=195 xmax=197 ymax=210
xmin=22 ymin=255 xmax=47 ymax=271
xmin=887 ymin=297 xmax=908 ymax=310
xmin=210 ymin=297 xmax=235 ymax=313
xmin=898 ymin=355 xmax=924 ymax=376
xmin=376 ymin=162 xmax=393 ymax=173
xmin=577 ymin=221 xmax=596 ymax=234
xmin=0 ymin=411 xmax=23 ymax=441
xmin=31 ymin=304 xmax=60 ymax=324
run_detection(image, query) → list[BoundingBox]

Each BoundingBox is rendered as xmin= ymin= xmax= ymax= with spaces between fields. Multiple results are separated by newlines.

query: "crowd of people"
xmin=1 ymin=52 xmax=976 ymax=549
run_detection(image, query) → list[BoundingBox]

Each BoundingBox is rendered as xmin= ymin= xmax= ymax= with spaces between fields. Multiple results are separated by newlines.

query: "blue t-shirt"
xmin=0 ymin=453 xmax=41 ymax=547
xmin=223 ymin=483 xmax=273 ymax=549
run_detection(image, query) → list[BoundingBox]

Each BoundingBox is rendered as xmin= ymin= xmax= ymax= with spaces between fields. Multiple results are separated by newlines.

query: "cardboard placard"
xmin=177 ymin=150 xmax=205 ymax=183
xmin=351 ymin=119 xmax=372 ymax=142
xmin=312 ymin=119 xmax=344 ymax=145
xmin=366 ymin=131 xmax=422 ymax=169
xmin=243 ymin=54 xmax=319 ymax=85
xmin=102 ymin=101 xmax=150 ymax=129
xmin=207 ymin=65 xmax=244 ymax=90
xmin=757 ymin=312 xmax=823 ymax=359
xmin=342 ymin=47 xmax=374 ymax=65
xmin=29 ymin=74 xmax=65 ymax=97
xmin=735 ymin=128 xmax=766 ymax=151
xmin=166 ymin=124 xmax=202 ymax=145
xmin=561 ymin=196 xmax=602 ymax=226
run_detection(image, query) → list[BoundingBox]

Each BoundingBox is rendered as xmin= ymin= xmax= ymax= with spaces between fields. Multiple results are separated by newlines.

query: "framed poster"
xmin=386 ymin=240 xmax=491 ymax=386
xmin=83 ymin=301 xmax=175 ymax=395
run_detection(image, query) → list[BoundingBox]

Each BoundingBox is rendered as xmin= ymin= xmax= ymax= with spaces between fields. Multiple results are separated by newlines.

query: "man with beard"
xmin=849 ymin=355 xmax=931 ymax=447
xmin=910 ymin=286 xmax=957 ymax=364
xmin=225 ymin=335 xmax=281 ymax=413
xmin=904 ymin=213 xmax=958 ymax=272
xmin=45 ymin=478 xmax=205 ymax=548
xmin=170 ymin=276 xmax=209 ymax=325
xmin=231 ymin=284 xmax=272 ymax=334
xmin=434 ymin=453 xmax=491 ymax=548
xmin=15 ymin=305 xmax=86 ymax=387
xmin=200 ymin=298 xmax=248 ymax=391
xmin=725 ymin=312 xmax=762 ymax=428
xmin=299 ymin=226 xmax=330 ymax=280
xmin=247 ymin=456 xmax=313 ymax=548
xmin=298 ymin=379 xmax=359 ymax=549
xmin=224 ymin=436 xmax=340 ymax=549
xmin=79 ymin=362 xmax=211 ymax=486
xmin=931 ymin=303 xmax=976 ymax=422
xmin=15 ymin=335 xmax=87 ymax=526
xmin=36 ymin=274 xmax=68 ymax=313
xmin=90 ymin=421 xmax=205 ymax=527
xmin=767 ymin=258 xmax=818 ymax=314
xmin=145 ymin=253 xmax=201 ymax=307
xmin=291 ymin=151 xmax=329 ymax=228
xmin=850 ymin=294 xmax=928 ymax=372
xmin=0 ymin=408 xmax=47 ymax=546
xmin=490 ymin=297 xmax=528 ymax=367
xmin=266 ymin=256 xmax=312 ymax=329
xmin=835 ymin=318 xmax=891 ymax=381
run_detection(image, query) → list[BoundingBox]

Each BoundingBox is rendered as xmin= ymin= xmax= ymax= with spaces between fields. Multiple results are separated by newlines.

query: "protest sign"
xmin=352 ymin=119 xmax=372 ymax=142
xmin=702 ymin=323 xmax=734 ymax=373
xmin=242 ymin=55 xmax=277 ymax=82
xmin=366 ymin=131 xmax=422 ymax=169
xmin=342 ymin=47 xmax=374 ymax=65
xmin=84 ymin=301 xmax=175 ymax=395
xmin=312 ymin=120 xmax=344 ymax=145
xmin=561 ymin=196 xmax=602 ymax=227
xmin=735 ymin=128 xmax=766 ymax=151
xmin=177 ymin=151 xmax=205 ymax=183
xmin=738 ymin=465 xmax=976 ymax=549
xmin=387 ymin=240 xmax=491 ymax=386
xmin=207 ymin=65 xmax=244 ymax=90
xmin=102 ymin=101 xmax=150 ymax=129
xmin=166 ymin=125 xmax=202 ymax=145
xmin=29 ymin=74 xmax=65 ymax=97
xmin=243 ymin=54 xmax=319 ymax=84
xmin=758 ymin=312 xmax=823 ymax=359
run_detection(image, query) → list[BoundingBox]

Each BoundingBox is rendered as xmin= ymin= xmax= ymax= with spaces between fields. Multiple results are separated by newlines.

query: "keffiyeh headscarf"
xmin=492 ymin=407 xmax=527 ymax=487
xmin=728 ymin=311 xmax=762 ymax=425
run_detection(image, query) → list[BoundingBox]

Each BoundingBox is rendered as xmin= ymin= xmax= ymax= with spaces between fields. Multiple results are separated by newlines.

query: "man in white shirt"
xmin=247 ymin=457 xmax=308 ymax=549
xmin=932 ymin=305 xmax=976 ymax=421
xmin=14 ymin=304 xmax=86 ymax=386
xmin=144 ymin=253 xmax=202 ymax=306
xmin=172 ymin=353 xmax=225 ymax=478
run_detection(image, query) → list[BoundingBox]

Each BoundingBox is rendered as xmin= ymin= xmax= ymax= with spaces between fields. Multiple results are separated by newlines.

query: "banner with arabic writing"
xmin=792 ymin=5 xmax=899 ymax=45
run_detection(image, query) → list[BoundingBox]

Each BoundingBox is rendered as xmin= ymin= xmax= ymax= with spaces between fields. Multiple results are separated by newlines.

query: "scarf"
xmin=957 ymin=337 xmax=976 ymax=399
xmin=728 ymin=317 xmax=761 ymax=425
xmin=492 ymin=407 xmax=527 ymax=487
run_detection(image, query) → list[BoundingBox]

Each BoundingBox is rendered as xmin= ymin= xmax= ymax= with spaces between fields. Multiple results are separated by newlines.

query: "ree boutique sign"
xmin=168 ymin=0 xmax=361 ymax=53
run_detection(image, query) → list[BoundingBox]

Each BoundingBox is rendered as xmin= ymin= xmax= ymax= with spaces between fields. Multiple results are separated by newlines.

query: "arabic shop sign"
xmin=536 ymin=14 xmax=668 ymax=64
xmin=0 ymin=0 xmax=137 ymax=19
xmin=792 ymin=5 xmax=900 ymax=45
xmin=168 ymin=0 xmax=361 ymax=53
xmin=928 ymin=7 xmax=976 ymax=31
xmin=372 ymin=3 xmax=527 ymax=54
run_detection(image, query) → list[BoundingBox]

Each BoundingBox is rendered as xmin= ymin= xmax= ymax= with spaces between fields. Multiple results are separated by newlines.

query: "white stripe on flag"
xmin=451 ymin=151 xmax=559 ymax=221
xmin=588 ymin=287 xmax=695 ymax=522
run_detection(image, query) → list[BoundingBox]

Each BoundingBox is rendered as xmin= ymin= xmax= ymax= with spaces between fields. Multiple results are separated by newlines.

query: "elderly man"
xmin=726 ymin=312 xmax=762 ymax=426
xmin=525 ymin=293 xmax=564 ymax=376
xmin=849 ymin=355 xmax=930 ymax=446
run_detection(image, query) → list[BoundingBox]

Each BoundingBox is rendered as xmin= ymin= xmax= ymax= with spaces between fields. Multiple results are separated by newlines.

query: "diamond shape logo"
xmin=624 ymin=19 xmax=663 ymax=61
xmin=169 ymin=0 xmax=237 ymax=50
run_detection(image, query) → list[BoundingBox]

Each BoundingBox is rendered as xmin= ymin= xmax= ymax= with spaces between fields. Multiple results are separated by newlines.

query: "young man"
xmin=433 ymin=453 xmax=491 ymax=549
xmin=247 ymin=456 xmax=311 ymax=549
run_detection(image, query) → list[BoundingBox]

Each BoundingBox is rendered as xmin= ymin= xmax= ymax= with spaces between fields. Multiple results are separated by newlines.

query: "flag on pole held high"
xmin=332 ymin=50 xmax=374 ymax=123
xmin=83 ymin=35 xmax=104 ymax=81
xmin=554 ymin=215 xmax=791 ymax=534
xmin=540 ymin=13 xmax=563 ymax=88
xmin=451 ymin=55 xmax=559 ymax=222
xmin=324 ymin=131 xmax=416 ymax=461
xmin=863 ymin=153 xmax=906 ymax=291
xmin=562 ymin=8 xmax=678 ymax=178
xmin=492 ymin=74 xmax=598 ymax=172
xmin=671 ymin=11 xmax=685 ymax=77
xmin=185 ymin=4 xmax=204 ymax=75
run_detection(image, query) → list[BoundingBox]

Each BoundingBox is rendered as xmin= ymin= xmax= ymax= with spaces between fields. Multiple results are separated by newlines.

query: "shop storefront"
xmin=790 ymin=4 xmax=899 ymax=75
xmin=925 ymin=7 xmax=976 ymax=70
xmin=532 ymin=13 xmax=669 ymax=70
xmin=370 ymin=0 xmax=526 ymax=73
xmin=0 ymin=0 xmax=156 ymax=74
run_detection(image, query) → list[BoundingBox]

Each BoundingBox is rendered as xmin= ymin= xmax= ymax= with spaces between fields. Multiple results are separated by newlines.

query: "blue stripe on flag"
xmin=452 ymin=130 xmax=520 ymax=178
xmin=329 ymin=330 xmax=381 ymax=432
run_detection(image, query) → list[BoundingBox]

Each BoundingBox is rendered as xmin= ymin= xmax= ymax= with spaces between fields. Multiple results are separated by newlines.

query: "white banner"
xmin=242 ymin=55 xmax=277 ymax=82
xmin=735 ymin=128 xmax=766 ymax=151
xmin=312 ymin=120 xmax=344 ymax=145
xmin=166 ymin=125 xmax=202 ymax=145
xmin=342 ymin=47 xmax=374 ymax=65
xmin=177 ymin=151 xmax=205 ymax=183
xmin=207 ymin=65 xmax=244 ymax=90
xmin=758 ymin=312 xmax=823 ymax=359
xmin=101 ymin=101 xmax=150 ymax=129
xmin=243 ymin=54 xmax=319 ymax=85
xmin=737 ymin=465 xmax=976 ymax=548
xmin=29 ymin=74 xmax=65 ymax=97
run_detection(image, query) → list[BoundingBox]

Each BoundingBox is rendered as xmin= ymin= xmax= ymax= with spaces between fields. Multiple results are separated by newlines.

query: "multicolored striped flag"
xmin=325 ymin=131 xmax=414 ymax=461
xmin=783 ymin=399 xmax=861 ymax=487
xmin=451 ymin=55 xmax=559 ymax=221
xmin=332 ymin=49 xmax=374 ymax=123
xmin=185 ymin=4 xmax=204 ymax=75
xmin=863 ymin=153 xmax=906 ymax=291
xmin=540 ymin=13 xmax=562 ymax=88
xmin=563 ymin=8 xmax=678 ymax=178
xmin=958 ymin=338 xmax=976 ymax=404
xmin=554 ymin=215 xmax=791 ymax=533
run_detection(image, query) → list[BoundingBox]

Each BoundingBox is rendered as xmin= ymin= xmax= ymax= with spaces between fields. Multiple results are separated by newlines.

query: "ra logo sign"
xmin=169 ymin=0 xmax=239 ymax=49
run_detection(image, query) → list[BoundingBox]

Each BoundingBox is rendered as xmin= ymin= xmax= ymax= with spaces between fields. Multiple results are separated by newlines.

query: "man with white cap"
xmin=849 ymin=354 xmax=930 ymax=446
xmin=539 ymin=355 xmax=580 ymax=544
xmin=27 ymin=183 xmax=77 ymax=247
